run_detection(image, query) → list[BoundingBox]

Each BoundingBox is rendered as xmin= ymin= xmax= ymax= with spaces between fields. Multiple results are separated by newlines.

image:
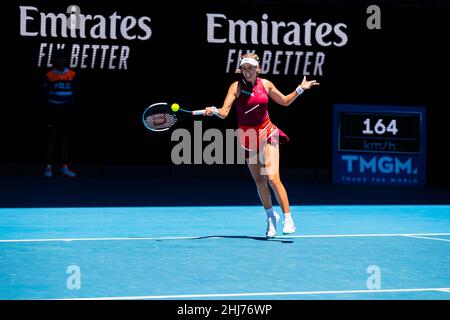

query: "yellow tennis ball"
xmin=171 ymin=103 xmax=180 ymax=112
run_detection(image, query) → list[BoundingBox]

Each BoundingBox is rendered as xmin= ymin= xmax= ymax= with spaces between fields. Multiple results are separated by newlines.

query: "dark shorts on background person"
xmin=46 ymin=103 xmax=75 ymax=132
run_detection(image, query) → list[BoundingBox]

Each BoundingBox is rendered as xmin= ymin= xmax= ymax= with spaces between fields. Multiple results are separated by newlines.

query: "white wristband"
xmin=211 ymin=106 xmax=219 ymax=116
xmin=295 ymin=86 xmax=304 ymax=95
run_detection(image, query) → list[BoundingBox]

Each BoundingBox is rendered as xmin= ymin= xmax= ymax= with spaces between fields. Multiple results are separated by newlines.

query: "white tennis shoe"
xmin=44 ymin=165 xmax=52 ymax=178
xmin=266 ymin=211 xmax=280 ymax=238
xmin=60 ymin=166 xmax=77 ymax=178
xmin=282 ymin=215 xmax=296 ymax=234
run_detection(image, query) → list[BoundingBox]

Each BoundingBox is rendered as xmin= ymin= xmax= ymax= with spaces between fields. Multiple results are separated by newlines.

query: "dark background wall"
xmin=1 ymin=0 xmax=449 ymax=187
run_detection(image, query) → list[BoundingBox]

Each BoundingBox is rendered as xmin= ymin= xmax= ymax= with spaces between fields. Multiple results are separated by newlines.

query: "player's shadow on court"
xmin=192 ymin=235 xmax=294 ymax=244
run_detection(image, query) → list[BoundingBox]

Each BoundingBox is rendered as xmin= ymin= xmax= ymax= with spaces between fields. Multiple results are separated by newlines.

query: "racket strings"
xmin=145 ymin=113 xmax=177 ymax=130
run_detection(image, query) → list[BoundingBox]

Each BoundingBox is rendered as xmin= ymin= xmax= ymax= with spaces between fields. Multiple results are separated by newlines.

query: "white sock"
xmin=284 ymin=212 xmax=292 ymax=219
xmin=265 ymin=207 xmax=275 ymax=218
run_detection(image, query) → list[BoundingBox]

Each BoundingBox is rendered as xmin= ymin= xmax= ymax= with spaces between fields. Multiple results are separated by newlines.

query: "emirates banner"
xmin=1 ymin=0 xmax=448 ymax=183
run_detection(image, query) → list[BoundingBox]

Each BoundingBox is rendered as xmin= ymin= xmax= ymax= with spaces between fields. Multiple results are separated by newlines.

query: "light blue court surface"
xmin=0 ymin=205 xmax=450 ymax=300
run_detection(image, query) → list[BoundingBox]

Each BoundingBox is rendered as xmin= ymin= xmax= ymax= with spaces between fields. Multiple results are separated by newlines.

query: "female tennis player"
xmin=204 ymin=53 xmax=319 ymax=237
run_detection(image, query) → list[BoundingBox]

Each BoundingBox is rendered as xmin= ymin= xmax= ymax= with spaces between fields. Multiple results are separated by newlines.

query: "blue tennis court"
xmin=1 ymin=204 xmax=449 ymax=300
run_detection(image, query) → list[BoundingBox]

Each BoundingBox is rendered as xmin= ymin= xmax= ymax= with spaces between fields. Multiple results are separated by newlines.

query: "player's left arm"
xmin=264 ymin=76 xmax=320 ymax=107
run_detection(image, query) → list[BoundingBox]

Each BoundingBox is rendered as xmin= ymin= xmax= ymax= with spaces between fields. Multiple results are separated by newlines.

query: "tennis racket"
xmin=142 ymin=102 xmax=218 ymax=132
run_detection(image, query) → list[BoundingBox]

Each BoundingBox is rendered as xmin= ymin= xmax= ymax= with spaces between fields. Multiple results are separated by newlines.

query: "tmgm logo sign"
xmin=342 ymin=155 xmax=418 ymax=175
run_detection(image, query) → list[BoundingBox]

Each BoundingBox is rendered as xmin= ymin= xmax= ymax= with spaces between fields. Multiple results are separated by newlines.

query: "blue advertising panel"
xmin=332 ymin=104 xmax=426 ymax=186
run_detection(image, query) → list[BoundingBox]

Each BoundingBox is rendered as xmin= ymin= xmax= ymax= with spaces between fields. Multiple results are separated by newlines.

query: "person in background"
xmin=43 ymin=50 xmax=78 ymax=178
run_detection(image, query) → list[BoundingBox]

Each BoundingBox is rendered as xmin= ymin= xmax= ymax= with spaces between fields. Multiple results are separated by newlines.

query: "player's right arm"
xmin=205 ymin=81 xmax=239 ymax=118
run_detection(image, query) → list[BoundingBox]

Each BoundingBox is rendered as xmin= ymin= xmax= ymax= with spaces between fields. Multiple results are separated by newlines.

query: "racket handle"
xmin=192 ymin=110 xmax=206 ymax=116
xmin=192 ymin=106 xmax=219 ymax=116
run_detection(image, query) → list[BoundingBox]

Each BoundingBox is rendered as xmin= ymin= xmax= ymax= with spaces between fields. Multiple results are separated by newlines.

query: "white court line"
xmin=0 ymin=236 xmax=198 ymax=243
xmin=59 ymin=287 xmax=450 ymax=300
xmin=402 ymin=235 xmax=450 ymax=243
xmin=1 ymin=233 xmax=450 ymax=243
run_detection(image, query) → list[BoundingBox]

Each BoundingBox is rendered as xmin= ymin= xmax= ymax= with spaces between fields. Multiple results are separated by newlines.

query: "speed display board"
xmin=332 ymin=104 xmax=426 ymax=186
